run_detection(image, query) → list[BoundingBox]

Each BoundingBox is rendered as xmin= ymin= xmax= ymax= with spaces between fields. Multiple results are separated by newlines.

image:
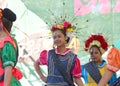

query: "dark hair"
xmin=1 ymin=8 xmax=16 ymax=33
xmin=2 ymin=17 xmax=13 ymax=32
xmin=55 ymin=29 xmax=70 ymax=43
xmin=66 ymin=37 xmax=70 ymax=43
xmin=89 ymin=45 xmax=102 ymax=54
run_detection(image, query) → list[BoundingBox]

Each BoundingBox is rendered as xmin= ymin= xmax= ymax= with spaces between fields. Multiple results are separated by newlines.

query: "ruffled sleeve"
xmin=107 ymin=47 xmax=120 ymax=72
xmin=1 ymin=42 xmax=16 ymax=68
xmin=71 ymin=57 xmax=82 ymax=78
xmin=38 ymin=50 xmax=48 ymax=65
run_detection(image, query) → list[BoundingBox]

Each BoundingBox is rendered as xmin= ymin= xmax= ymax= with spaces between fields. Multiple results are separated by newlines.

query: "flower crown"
xmin=51 ymin=21 xmax=76 ymax=33
xmin=0 ymin=9 xmax=3 ymax=19
xmin=84 ymin=34 xmax=108 ymax=54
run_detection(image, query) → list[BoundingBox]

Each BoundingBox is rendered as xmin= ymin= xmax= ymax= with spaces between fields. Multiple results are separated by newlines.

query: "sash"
xmin=84 ymin=61 xmax=102 ymax=84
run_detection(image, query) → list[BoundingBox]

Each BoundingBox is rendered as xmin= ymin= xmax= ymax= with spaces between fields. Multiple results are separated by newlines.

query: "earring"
xmin=89 ymin=58 xmax=92 ymax=62
xmin=65 ymin=40 xmax=67 ymax=44
xmin=53 ymin=43 xmax=56 ymax=48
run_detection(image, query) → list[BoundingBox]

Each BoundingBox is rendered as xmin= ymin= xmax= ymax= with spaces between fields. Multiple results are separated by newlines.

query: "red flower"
xmin=101 ymin=42 xmax=108 ymax=50
xmin=63 ymin=21 xmax=71 ymax=29
xmin=97 ymin=35 xmax=104 ymax=42
xmin=85 ymin=38 xmax=93 ymax=50
xmin=91 ymin=35 xmax=97 ymax=40
xmin=51 ymin=25 xmax=57 ymax=32
xmin=51 ymin=21 xmax=73 ymax=33
xmin=84 ymin=34 xmax=108 ymax=52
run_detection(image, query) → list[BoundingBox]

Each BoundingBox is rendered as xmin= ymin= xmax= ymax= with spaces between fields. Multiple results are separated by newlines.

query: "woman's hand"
xmin=34 ymin=60 xmax=47 ymax=82
xmin=74 ymin=78 xmax=84 ymax=86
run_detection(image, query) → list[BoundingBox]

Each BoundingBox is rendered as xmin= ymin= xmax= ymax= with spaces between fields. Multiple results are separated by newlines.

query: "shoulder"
xmin=48 ymin=49 xmax=55 ymax=55
xmin=4 ymin=36 xmax=17 ymax=49
xmin=40 ymin=50 xmax=48 ymax=56
xmin=48 ymin=49 xmax=55 ymax=53
xmin=69 ymin=51 xmax=77 ymax=57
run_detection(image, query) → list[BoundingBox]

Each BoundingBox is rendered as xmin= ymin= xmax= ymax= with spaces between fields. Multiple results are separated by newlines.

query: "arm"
xmin=98 ymin=43 xmax=120 ymax=86
xmin=98 ymin=69 xmax=114 ymax=86
xmin=34 ymin=60 xmax=47 ymax=82
xmin=108 ymin=72 xmax=117 ymax=85
xmin=34 ymin=50 xmax=48 ymax=82
xmin=72 ymin=58 xmax=84 ymax=86
xmin=74 ymin=78 xmax=84 ymax=86
xmin=1 ymin=43 xmax=18 ymax=86
xmin=4 ymin=66 xmax=13 ymax=86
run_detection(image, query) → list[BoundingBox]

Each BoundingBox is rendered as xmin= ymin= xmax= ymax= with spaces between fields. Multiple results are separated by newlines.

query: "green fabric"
xmin=11 ymin=76 xmax=22 ymax=86
xmin=1 ymin=42 xmax=16 ymax=68
xmin=0 ymin=42 xmax=22 ymax=86
xmin=112 ymin=40 xmax=120 ymax=50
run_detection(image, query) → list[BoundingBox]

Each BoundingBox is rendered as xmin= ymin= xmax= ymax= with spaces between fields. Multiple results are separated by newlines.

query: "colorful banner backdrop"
xmin=74 ymin=0 xmax=120 ymax=16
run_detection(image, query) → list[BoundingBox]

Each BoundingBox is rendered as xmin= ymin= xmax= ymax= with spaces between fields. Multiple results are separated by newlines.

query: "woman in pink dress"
xmin=34 ymin=21 xmax=84 ymax=86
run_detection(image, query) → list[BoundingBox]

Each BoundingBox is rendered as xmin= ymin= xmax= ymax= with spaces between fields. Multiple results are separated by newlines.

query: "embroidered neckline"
xmin=97 ymin=60 xmax=106 ymax=68
xmin=55 ymin=48 xmax=71 ymax=55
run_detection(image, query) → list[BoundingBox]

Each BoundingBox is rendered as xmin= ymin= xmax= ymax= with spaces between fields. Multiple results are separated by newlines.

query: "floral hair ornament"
xmin=47 ymin=1 xmax=79 ymax=36
xmin=84 ymin=34 xmax=108 ymax=54
xmin=51 ymin=20 xmax=76 ymax=34
xmin=0 ymin=9 xmax=3 ymax=19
